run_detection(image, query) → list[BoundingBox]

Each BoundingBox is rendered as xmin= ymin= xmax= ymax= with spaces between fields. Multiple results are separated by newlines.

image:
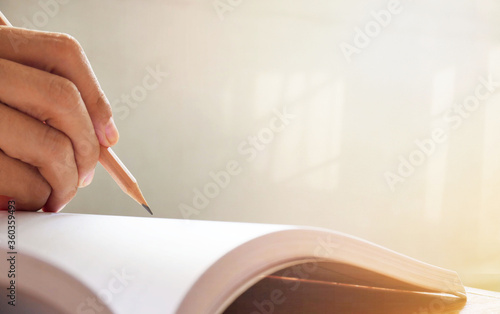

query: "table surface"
xmin=460 ymin=287 xmax=500 ymax=313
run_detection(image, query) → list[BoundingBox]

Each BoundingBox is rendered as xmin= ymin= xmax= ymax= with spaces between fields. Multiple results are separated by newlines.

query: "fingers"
xmin=0 ymin=150 xmax=51 ymax=211
xmin=0 ymin=26 xmax=119 ymax=147
xmin=0 ymin=58 xmax=99 ymax=186
xmin=0 ymin=102 xmax=78 ymax=212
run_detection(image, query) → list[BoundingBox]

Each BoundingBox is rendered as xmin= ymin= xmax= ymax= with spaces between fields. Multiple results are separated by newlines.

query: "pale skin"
xmin=0 ymin=23 xmax=119 ymax=212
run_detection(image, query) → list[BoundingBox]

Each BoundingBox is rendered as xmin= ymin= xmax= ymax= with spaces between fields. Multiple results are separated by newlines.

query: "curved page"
xmin=0 ymin=212 xmax=465 ymax=314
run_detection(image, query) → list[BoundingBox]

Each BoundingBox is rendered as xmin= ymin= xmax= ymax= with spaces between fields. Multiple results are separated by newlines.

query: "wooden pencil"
xmin=99 ymin=146 xmax=152 ymax=214
xmin=0 ymin=12 xmax=152 ymax=214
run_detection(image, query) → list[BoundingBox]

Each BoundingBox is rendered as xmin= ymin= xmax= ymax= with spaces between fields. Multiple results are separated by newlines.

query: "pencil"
xmin=0 ymin=12 xmax=152 ymax=215
xmin=99 ymin=147 xmax=152 ymax=214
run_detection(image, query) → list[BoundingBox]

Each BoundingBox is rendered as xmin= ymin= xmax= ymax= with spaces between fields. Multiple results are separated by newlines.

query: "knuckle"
xmin=41 ymin=130 xmax=79 ymax=195
xmin=47 ymin=76 xmax=82 ymax=114
xmin=90 ymin=90 xmax=113 ymax=122
xmin=28 ymin=176 xmax=51 ymax=205
xmin=51 ymin=32 xmax=84 ymax=56
xmin=42 ymin=127 xmax=75 ymax=165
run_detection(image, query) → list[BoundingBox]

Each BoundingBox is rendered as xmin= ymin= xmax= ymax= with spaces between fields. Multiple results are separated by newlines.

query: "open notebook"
xmin=0 ymin=211 xmax=493 ymax=313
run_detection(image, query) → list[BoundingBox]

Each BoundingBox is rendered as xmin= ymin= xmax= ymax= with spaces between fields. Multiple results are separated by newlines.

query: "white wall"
xmin=3 ymin=0 xmax=500 ymax=290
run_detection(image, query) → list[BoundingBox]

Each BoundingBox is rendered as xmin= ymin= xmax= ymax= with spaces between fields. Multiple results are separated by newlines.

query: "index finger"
xmin=0 ymin=26 xmax=119 ymax=147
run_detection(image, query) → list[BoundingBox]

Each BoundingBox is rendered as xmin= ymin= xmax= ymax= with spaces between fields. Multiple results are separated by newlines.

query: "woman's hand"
xmin=0 ymin=26 xmax=119 ymax=212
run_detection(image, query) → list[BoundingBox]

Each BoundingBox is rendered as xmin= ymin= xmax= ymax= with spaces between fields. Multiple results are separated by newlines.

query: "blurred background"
xmin=3 ymin=0 xmax=500 ymax=291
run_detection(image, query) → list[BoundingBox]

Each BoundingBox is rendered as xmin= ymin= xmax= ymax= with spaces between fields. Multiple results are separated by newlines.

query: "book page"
xmin=0 ymin=211 xmax=466 ymax=313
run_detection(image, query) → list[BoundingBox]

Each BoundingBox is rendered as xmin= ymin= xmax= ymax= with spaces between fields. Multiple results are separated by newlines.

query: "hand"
xmin=0 ymin=26 xmax=119 ymax=212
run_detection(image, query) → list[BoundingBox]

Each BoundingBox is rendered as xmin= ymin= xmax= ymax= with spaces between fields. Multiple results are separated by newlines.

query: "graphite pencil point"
xmin=142 ymin=204 xmax=153 ymax=215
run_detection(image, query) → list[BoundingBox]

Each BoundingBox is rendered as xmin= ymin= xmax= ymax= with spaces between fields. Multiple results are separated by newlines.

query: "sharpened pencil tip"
xmin=142 ymin=204 xmax=153 ymax=215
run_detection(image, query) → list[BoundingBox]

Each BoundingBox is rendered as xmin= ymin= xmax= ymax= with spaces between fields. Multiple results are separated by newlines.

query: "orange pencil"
xmin=99 ymin=147 xmax=152 ymax=214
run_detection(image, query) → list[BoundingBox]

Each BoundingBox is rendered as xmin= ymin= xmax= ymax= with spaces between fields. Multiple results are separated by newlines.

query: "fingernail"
xmin=81 ymin=169 xmax=95 ymax=188
xmin=105 ymin=117 xmax=119 ymax=146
